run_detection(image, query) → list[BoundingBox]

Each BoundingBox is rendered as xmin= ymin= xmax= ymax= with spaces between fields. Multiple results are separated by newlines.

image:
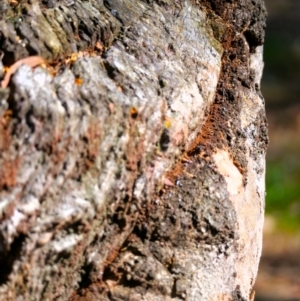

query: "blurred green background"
xmin=263 ymin=0 xmax=300 ymax=233
xmin=255 ymin=0 xmax=300 ymax=300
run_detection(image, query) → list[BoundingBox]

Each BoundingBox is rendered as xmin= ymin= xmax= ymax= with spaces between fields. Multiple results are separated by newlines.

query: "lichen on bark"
xmin=0 ymin=0 xmax=267 ymax=300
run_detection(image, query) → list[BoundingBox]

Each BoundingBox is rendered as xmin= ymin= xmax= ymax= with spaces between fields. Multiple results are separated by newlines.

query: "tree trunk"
xmin=0 ymin=0 xmax=268 ymax=300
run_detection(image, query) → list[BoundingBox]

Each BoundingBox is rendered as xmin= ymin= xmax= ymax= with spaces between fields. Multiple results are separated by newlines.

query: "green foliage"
xmin=266 ymin=157 xmax=300 ymax=232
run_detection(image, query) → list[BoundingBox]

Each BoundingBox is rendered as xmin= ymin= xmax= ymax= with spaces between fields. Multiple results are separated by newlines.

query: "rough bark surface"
xmin=0 ymin=0 xmax=268 ymax=300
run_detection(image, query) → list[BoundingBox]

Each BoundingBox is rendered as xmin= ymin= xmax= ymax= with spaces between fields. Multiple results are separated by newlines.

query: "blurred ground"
xmin=255 ymin=222 xmax=300 ymax=301
xmin=254 ymin=0 xmax=300 ymax=300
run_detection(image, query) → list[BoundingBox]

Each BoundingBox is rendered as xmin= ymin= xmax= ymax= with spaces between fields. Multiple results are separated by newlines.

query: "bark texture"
xmin=0 ymin=0 xmax=268 ymax=300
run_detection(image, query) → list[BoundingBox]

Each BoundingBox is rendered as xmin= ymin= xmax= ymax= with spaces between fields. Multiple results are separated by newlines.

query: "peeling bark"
xmin=0 ymin=0 xmax=268 ymax=300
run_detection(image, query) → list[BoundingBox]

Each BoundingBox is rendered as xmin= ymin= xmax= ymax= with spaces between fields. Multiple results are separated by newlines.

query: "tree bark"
xmin=0 ymin=0 xmax=268 ymax=300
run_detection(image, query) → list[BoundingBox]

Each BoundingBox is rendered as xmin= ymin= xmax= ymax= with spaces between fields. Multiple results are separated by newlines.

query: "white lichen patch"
xmin=51 ymin=233 xmax=83 ymax=253
xmin=213 ymin=146 xmax=265 ymax=298
xmin=250 ymin=46 xmax=264 ymax=85
xmin=213 ymin=150 xmax=243 ymax=196
xmin=17 ymin=195 xmax=40 ymax=214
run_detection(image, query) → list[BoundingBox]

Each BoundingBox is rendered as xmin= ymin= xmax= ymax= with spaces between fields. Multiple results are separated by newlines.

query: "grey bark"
xmin=0 ymin=0 xmax=268 ymax=300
